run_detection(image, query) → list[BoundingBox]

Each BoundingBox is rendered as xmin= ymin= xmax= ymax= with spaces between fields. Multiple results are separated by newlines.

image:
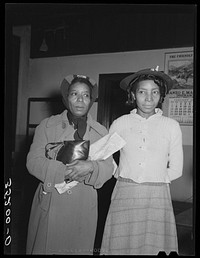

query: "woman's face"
xmin=131 ymin=79 xmax=161 ymax=118
xmin=67 ymin=82 xmax=91 ymax=117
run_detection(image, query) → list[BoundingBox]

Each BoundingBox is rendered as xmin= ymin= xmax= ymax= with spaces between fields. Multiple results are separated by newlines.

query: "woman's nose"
xmin=145 ymin=93 xmax=153 ymax=101
xmin=77 ymin=95 xmax=83 ymax=102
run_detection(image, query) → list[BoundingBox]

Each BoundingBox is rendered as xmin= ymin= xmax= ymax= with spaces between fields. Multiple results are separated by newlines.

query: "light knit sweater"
xmin=110 ymin=108 xmax=183 ymax=183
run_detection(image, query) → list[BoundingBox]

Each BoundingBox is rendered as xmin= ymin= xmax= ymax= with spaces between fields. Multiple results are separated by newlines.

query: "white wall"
xmin=26 ymin=47 xmax=193 ymax=133
xmin=13 ymin=25 xmax=193 ymax=202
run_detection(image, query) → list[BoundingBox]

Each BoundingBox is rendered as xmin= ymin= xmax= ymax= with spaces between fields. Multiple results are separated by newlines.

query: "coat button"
xmin=67 ymin=190 xmax=72 ymax=194
xmin=47 ymin=183 xmax=51 ymax=187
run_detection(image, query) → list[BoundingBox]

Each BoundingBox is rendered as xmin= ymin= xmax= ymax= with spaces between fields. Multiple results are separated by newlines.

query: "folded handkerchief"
xmin=55 ymin=181 xmax=78 ymax=194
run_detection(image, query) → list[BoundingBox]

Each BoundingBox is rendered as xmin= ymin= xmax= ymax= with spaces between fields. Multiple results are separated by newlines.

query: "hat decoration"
xmin=120 ymin=66 xmax=173 ymax=96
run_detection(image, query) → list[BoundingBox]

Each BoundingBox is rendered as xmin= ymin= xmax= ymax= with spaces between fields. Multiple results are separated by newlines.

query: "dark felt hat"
xmin=60 ymin=74 xmax=98 ymax=110
xmin=120 ymin=67 xmax=173 ymax=95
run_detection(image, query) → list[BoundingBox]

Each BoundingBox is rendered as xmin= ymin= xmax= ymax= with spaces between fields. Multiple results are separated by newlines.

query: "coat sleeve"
xmin=26 ymin=118 xmax=66 ymax=193
xmin=84 ymin=157 xmax=114 ymax=189
xmin=167 ymin=121 xmax=183 ymax=181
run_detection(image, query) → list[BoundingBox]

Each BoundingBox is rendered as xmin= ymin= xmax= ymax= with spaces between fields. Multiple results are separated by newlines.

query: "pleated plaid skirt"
xmin=100 ymin=177 xmax=178 ymax=255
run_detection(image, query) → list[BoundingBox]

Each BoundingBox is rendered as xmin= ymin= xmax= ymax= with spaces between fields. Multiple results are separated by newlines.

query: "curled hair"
xmin=126 ymin=74 xmax=167 ymax=106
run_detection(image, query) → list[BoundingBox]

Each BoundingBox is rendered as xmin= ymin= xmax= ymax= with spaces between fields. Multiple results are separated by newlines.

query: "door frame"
xmin=97 ymin=72 xmax=133 ymax=129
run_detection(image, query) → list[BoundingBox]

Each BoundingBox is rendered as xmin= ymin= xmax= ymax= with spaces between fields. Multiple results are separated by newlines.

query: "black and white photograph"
xmin=5 ymin=3 xmax=196 ymax=255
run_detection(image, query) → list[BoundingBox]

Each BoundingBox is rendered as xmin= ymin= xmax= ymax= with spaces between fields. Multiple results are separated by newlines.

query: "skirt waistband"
xmin=118 ymin=176 xmax=137 ymax=184
xmin=117 ymin=177 xmax=166 ymax=186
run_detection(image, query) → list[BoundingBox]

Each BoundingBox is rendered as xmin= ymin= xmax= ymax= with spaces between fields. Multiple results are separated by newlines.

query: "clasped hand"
xmin=64 ymin=160 xmax=94 ymax=183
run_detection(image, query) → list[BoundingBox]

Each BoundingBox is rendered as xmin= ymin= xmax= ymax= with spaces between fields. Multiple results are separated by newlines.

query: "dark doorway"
xmin=94 ymin=73 xmax=134 ymax=254
xmin=97 ymin=73 xmax=134 ymax=129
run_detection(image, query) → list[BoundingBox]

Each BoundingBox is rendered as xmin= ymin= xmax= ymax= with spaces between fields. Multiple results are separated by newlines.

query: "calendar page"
xmin=168 ymin=89 xmax=193 ymax=125
xmin=164 ymin=51 xmax=193 ymax=125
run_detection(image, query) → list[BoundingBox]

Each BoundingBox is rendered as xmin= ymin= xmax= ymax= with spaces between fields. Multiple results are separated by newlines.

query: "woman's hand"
xmin=64 ymin=160 xmax=94 ymax=182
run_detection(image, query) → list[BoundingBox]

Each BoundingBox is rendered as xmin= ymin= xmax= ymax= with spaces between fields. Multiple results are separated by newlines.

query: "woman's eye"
xmin=153 ymin=91 xmax=160 ymax=95
xmin=70 ymin=92 xmax=77 ymax=96
xmin=83 ymin=93 xmax=90 ymax=98
xmin=138 ymin=90 xmax=145 ymax=94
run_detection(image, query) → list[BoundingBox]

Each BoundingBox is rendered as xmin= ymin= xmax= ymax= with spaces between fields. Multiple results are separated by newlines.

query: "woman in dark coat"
xmin=26 ymin=74 xmax=114 ymax=255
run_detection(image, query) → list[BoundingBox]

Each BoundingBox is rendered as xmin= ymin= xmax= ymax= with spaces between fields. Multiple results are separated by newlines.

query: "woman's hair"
xmin=126 ymin=74 xmax=167 ymax=106
xmin=68 ymin=77 xmax=93 ymax=99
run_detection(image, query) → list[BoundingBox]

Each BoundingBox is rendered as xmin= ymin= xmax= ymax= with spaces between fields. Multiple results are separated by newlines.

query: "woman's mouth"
xmin=75 ymin=106 xmax=84 ymax=110
xmin=143 ymin=105 xmax=153 ymax=108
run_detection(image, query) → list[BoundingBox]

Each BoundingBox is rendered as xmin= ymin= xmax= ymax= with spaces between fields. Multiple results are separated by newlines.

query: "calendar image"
xmin=164 ymin=51 xmax=193 ymax=90
xmin=168 ymin=89 xmax=193 ymax=125
xmin=164 ymin=51 xmax=193 ymax=125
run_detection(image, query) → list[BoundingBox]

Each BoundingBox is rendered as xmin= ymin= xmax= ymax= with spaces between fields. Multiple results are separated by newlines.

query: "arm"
xmin=26 ymin=119 xmax=66 ymax=192
xmin=167 ymin=121 xmax=183 ymax=181
xmin=109 ymin=119 xmax=118 ymax=135
xmin=85 ymin=157 xmax=114 ymax=189
xmin=65 ymin=157 xmax=114 ymax=189
xmin=64 ymin=120 xmax=116 ymax=188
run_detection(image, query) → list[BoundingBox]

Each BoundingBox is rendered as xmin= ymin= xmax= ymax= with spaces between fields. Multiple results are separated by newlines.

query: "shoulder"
xmin=93 ymin=121 xmax=108 ymax=135
xmin=87 ymin=115 xmax=108 ymax=136
xmin=110 ymin=114 xmax=131 ymax=130
xmin=160 ymin=115 xmax=182 ymax=133
xmin=113 ymin=114 xmax=131 ymax=125
xmin=37 ymin=112 xmax=64 ymax=129
xmin=161 ymin=115 xmax=180 ymax=126
xmin=46 ymin=113 xmax=63 ymax=127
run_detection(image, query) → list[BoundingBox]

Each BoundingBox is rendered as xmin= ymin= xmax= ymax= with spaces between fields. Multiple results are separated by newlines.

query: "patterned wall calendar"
xmin=168 ymin=89 xmax=193 ymax=125
xmin=164 ymin=51 xmax=193 ymax=125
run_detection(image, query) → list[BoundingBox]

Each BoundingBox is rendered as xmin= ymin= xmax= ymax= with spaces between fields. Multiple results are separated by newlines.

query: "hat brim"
xmin=120 ymin=69 xmax=173 ymax=93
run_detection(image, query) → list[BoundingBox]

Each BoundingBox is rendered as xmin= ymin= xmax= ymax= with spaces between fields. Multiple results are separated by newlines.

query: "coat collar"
xmin=46 ymin=110 xmax=69 ymax=128
xmin=46 ymin=110 xmax=100 ymax=132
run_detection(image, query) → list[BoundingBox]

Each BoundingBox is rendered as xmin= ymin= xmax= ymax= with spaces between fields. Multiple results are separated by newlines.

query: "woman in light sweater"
xmin=100 ymin=67 xmax=183 ymax=255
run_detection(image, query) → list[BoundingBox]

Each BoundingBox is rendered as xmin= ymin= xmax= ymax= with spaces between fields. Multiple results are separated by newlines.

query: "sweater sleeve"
xmin=26 ymin=119 xmax=66 ymax=192
xmin=109 ymin=116 xmax=126 ymax=135
xmin=167 ymin=121 xmax=183 ymax=181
